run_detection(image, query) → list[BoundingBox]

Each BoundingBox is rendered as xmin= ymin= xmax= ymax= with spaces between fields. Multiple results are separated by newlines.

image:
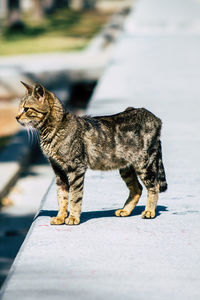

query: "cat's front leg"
xmin=49 ymin=158 xmax=69 ymax=225
xmin=51 ymin=176 xmax=69 ymax=225
xmin=65 ymin=169 xmax=86 ymax=225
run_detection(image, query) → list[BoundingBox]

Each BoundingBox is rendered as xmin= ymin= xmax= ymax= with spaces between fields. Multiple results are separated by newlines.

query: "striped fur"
xmin=16 ymin=83 xmax=167 ymax=224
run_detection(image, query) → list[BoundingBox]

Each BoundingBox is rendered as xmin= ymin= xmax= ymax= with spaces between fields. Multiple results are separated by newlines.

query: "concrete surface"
xmin=1 ymin=0 xmax=200 ymax=299
xmin=0 ymin=148 xmax=53 ymax=287
xmin=0 ymin=130 xmax=32 ymax=200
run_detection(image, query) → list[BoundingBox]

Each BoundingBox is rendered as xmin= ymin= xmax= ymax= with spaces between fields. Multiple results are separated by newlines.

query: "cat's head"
xmin=16 ymin=82 xmax=52 ymax=129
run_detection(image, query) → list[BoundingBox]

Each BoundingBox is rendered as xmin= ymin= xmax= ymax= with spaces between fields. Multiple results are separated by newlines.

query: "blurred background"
xmin=1 ymin=1 xmax=200 ymax=298
xmin=0 ymin=0 xmax=131 ymax=142
xmin=0 ymin=0 xmax=133 ymax=289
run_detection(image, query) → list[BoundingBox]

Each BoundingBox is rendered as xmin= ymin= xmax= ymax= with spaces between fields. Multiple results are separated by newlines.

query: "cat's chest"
xmin=41 ymin=140 xmax=64 ymax=157
xmin=41 ymin=142 xmax=53 ymax=156
xmin=41 ymin=140 xmax=73 ymax=163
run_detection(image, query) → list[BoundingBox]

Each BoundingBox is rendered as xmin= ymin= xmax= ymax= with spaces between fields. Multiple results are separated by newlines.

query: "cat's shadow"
xmin=36 ymin=205 xmax=168 ymax=224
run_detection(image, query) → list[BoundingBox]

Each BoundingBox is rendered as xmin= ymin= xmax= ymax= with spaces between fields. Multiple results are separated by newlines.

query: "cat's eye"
xmin=23 ymin=107 xmax=29 ymax=113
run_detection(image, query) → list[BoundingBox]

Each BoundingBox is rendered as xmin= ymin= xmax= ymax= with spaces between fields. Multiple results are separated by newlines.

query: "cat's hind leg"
xmin=141 ymin=186 xmax=159 ymax=219
xmin=137 ymin=159 xmax=159 ymax=219
xmin=115 ymin=166 xmax=143 ymax=217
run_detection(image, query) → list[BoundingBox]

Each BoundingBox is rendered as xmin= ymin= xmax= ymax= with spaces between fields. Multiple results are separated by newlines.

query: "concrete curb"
xmin=0 ymin=130 xmax=33 ymax=202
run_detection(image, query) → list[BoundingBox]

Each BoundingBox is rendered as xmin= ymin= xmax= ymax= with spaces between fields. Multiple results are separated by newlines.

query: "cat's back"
xmin=93 ymin=107 xmax=161 ymax=128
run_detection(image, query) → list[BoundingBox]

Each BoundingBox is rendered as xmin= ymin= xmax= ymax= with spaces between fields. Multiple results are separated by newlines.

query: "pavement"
xmin=1 ymin=0 xmax=200 ymax=299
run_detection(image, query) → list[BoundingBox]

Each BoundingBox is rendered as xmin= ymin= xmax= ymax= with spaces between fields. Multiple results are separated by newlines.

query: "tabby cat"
xmin=16 ymin=82 xmax=167 ymax=225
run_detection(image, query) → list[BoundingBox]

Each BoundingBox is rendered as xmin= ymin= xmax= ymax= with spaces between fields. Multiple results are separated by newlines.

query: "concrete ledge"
xmin=0 ymin=170 xmax=168 ymax=300
xmin=0 ymin=130 xmax=32 ymax=201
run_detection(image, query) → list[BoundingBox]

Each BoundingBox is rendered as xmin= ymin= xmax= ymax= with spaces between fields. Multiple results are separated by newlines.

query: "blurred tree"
xmin=33 ymin=0 xmax=69 ymax=19
xmin=43 ymin=0 xmax=56 ymax=14
xmin=43 ymin=0 xmax=65 ymax=14
xmin=69 ymin=0 xmax=96 ymax=11
xmin=6 ymin=0 xmax=25 ymax=31
xmin=33 ymin=0 xmax=44 ymax=20
xmin=0 ymin=0 xmax=7 ymax=19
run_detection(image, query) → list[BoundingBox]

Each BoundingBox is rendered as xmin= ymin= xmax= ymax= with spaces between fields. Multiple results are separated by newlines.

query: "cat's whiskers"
xmin=25 ymin=126 xmax=31 ymax=144
xmin=25 ymin=125 xmax=40 ymax=146
xmin=33 ymin=128 xmax=41 ymax=145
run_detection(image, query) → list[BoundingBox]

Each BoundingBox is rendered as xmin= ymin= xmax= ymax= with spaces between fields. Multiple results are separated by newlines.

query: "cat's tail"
xmin=157 ymin=140 xmax=168 ymax=193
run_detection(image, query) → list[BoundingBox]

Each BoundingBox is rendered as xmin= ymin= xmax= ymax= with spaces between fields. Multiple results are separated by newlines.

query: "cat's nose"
xmin=16 ymin=115 xmax=20 ymax=121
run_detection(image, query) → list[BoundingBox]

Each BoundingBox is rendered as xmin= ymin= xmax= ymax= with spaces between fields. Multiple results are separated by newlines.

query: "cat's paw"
xmin=115 ymin=209 xmax=130 ymax=217
xmin=141 ymin=210 xmax=156 ymax=219
xmin=50 ymin=216 xmax=65 ymax=225
xmin=65 ymin=216 xmax=80 ymax=225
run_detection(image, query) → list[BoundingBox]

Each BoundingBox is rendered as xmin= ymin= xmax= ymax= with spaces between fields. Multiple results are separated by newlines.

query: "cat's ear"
xmin=21 ymin=81 xmax=33 ymax=95
xmin=33 ymin=84 xmax=46 ymax=103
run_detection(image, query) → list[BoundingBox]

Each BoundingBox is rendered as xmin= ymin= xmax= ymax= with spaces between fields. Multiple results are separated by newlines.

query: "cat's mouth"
xmin=16 ymin=117 xmax=24 ymax=126
xmin=16 ymin=117 xmax=33 ymax=127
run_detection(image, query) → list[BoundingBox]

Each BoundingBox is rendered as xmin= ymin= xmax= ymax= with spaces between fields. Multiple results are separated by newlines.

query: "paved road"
xmin=1 ymin=0 xmax=200 ymax=299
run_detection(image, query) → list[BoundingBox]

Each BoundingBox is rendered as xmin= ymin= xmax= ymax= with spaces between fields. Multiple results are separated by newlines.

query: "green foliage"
xmin=0 ymin=8 xmax=109 ymax=56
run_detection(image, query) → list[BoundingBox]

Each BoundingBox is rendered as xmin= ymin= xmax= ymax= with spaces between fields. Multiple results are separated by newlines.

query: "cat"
xmin=16 ymin=82 xmax=167 ymax=225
